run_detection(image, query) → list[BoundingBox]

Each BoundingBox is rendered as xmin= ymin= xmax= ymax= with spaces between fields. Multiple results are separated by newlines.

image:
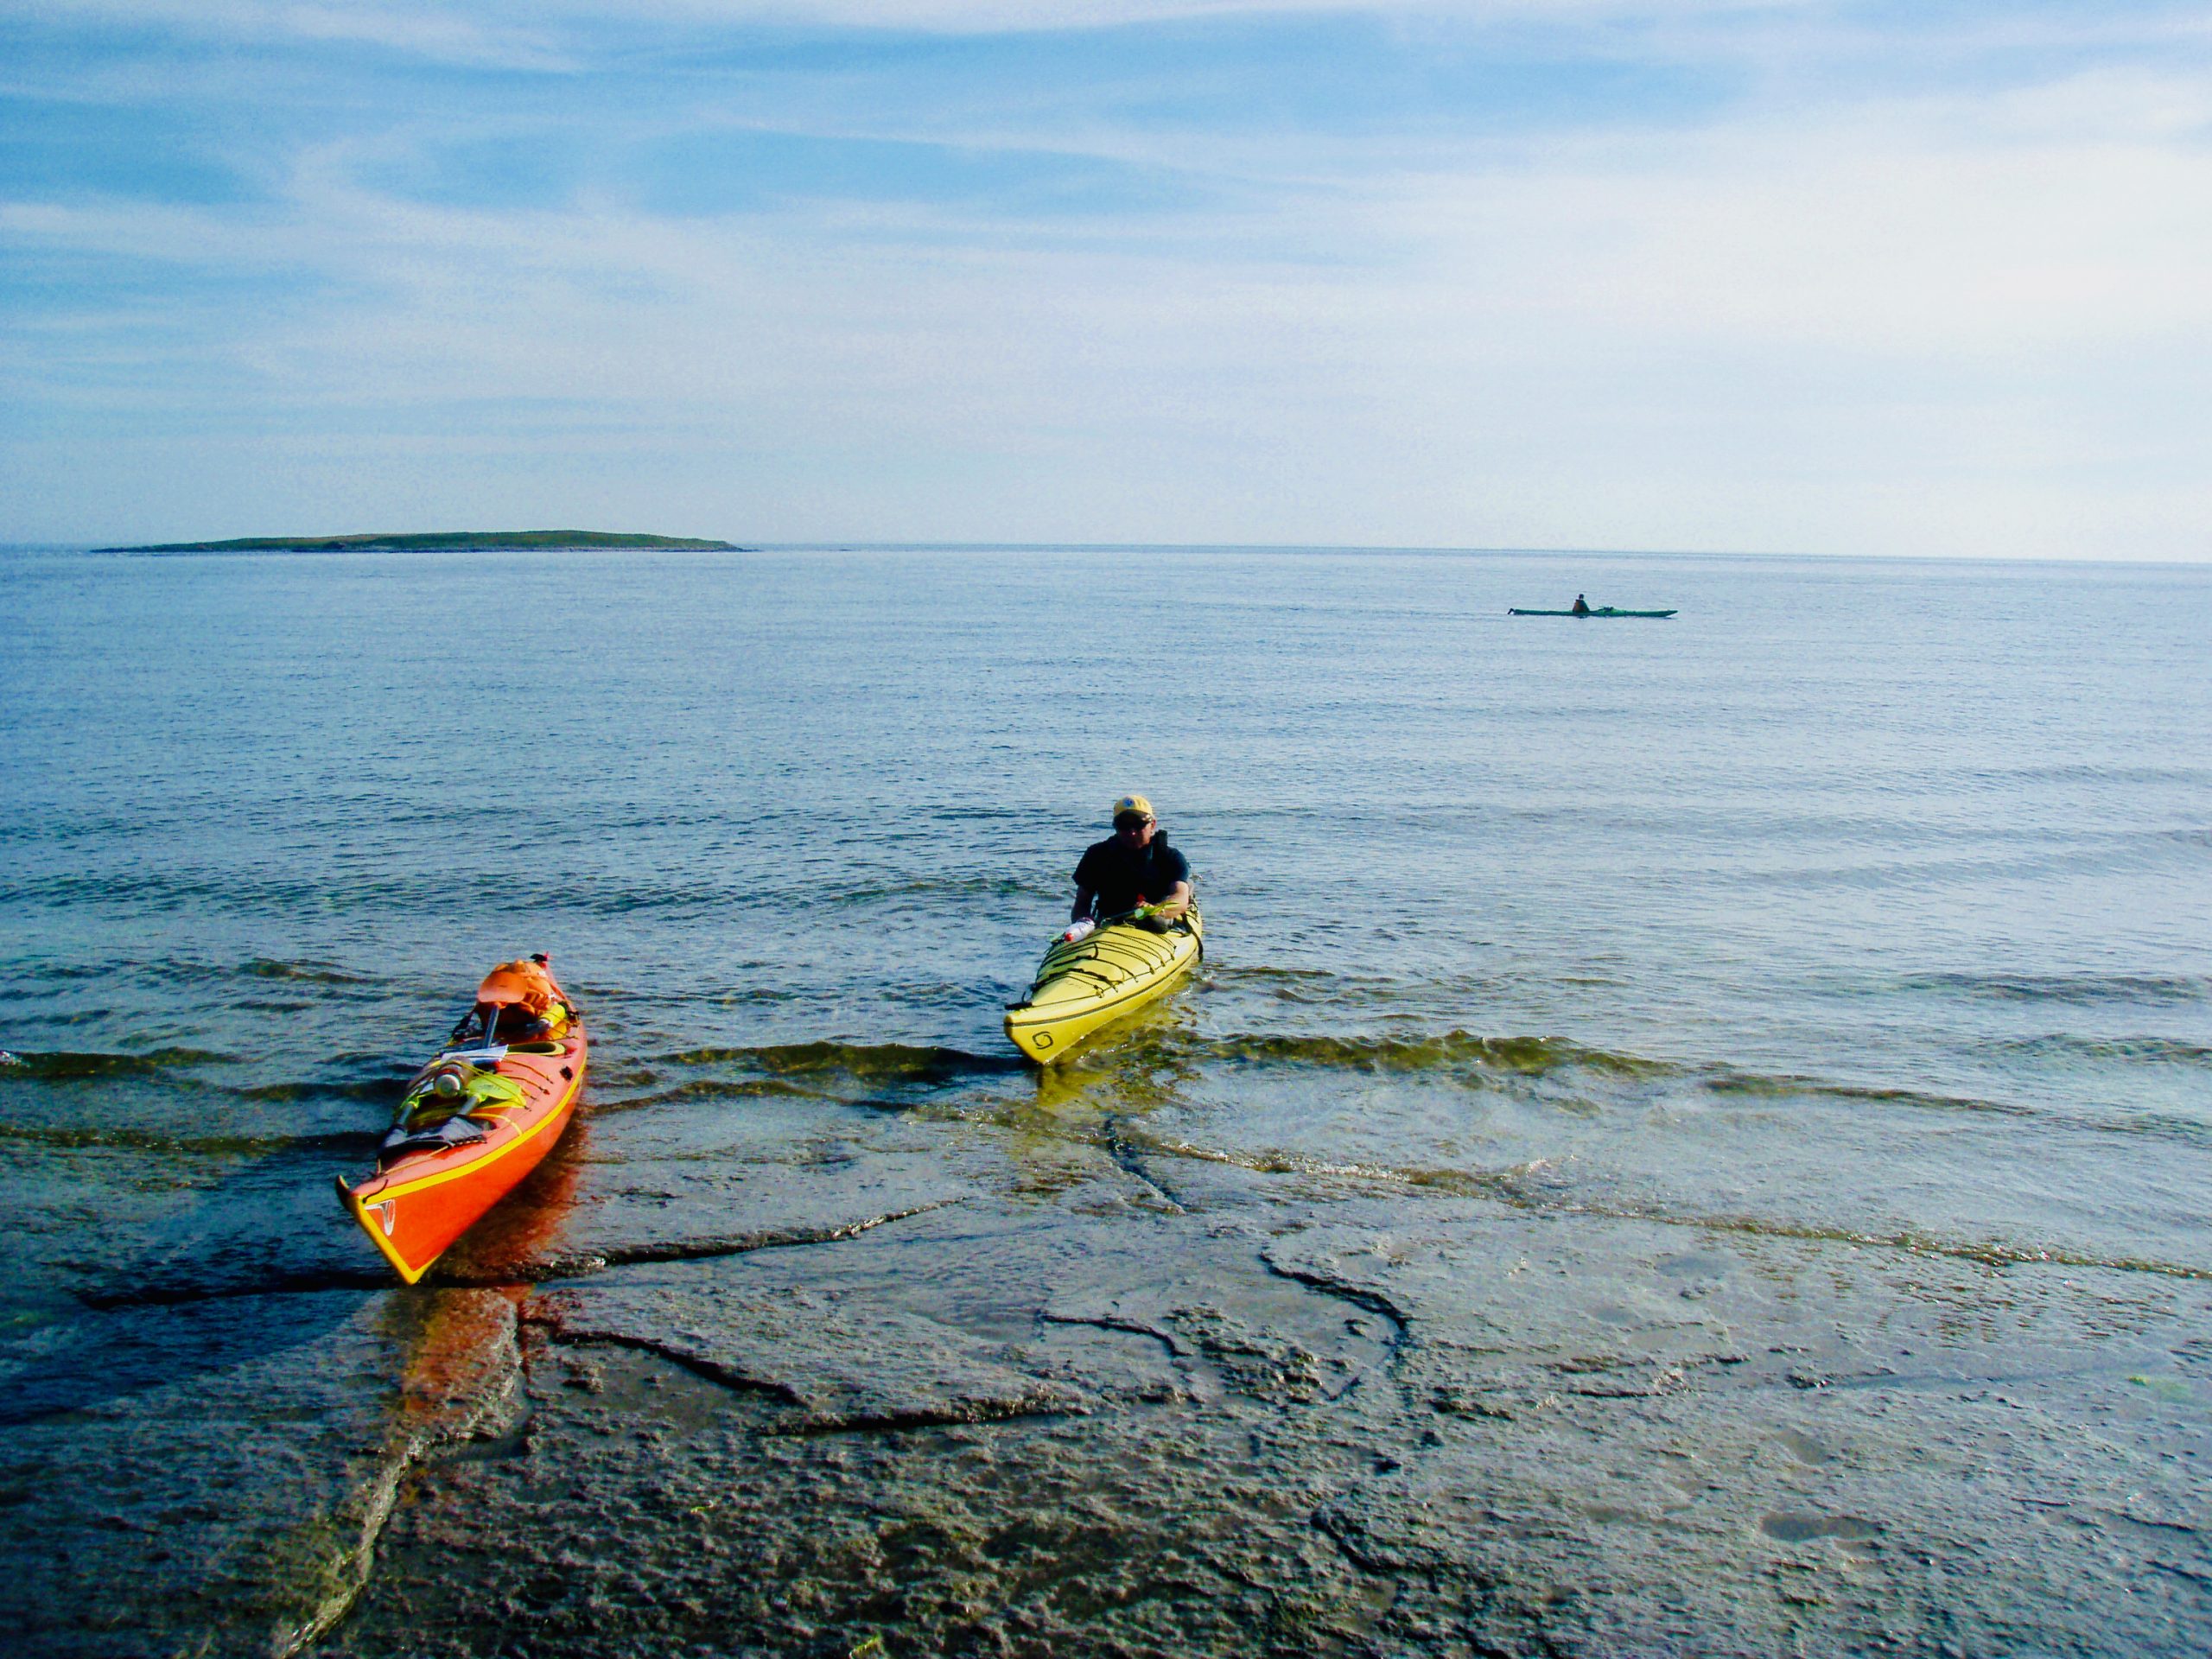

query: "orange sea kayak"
xmin=337 ymin=954 xmax=587 ymax=1285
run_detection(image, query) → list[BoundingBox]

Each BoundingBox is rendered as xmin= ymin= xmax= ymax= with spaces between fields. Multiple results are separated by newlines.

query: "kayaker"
xmin=1572 ymin=594 xmax=1591 ymax=615
xmin=1071 ymin=795 xmax=1192 ymax=926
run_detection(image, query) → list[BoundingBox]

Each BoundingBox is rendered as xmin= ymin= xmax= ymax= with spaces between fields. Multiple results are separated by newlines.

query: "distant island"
xmin=99 ymin=530 xmax=742 ymax=553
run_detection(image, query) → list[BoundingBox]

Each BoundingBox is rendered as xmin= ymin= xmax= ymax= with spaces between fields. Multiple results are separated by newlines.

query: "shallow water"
xmin=3 ymin=546 xmax=2209 ymax=1655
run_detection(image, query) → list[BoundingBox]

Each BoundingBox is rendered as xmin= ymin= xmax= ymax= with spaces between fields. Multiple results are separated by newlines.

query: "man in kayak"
xmin=1572 ymin=594 xmax=1591 ymax=615
xmin=1072 ymin=795 xmax=1192 ymax=927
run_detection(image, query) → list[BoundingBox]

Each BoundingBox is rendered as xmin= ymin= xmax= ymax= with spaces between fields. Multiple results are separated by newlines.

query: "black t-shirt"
xmin=1074 ymin=836 xmax=1192 ymax=918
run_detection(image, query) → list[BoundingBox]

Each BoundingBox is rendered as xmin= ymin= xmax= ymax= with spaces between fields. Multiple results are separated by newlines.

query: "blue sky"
xmin=3 ymin=1 xmax=2209 ymax=556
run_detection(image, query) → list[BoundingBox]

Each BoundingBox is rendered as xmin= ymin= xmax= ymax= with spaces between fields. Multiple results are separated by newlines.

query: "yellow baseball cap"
xmin=1111 ymin=794 xmax=1154 ymax=822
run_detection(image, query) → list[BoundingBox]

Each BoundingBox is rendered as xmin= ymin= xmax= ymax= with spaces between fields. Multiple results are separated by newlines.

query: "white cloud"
xmin=6 ymin=3 xmax=2211 ymax=554
xmin=8 ymin=0 xmax=1817 ymax=33
xmin=7 ymin=1 xmax=570 ymax=68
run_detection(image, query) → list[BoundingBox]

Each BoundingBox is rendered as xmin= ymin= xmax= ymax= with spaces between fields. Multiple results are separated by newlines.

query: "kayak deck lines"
xmin=1006 ymin=912 xmax=1205 ymax=1064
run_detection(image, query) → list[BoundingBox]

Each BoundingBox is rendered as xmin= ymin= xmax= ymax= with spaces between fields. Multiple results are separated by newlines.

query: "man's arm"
xmin=1150 ymin=844 xmax=1193 ymax=918
xmin=1151 ymin=880 xmax=1192 ymax=919
xmin=1071 ymin=884 xmax=1095 ymax=923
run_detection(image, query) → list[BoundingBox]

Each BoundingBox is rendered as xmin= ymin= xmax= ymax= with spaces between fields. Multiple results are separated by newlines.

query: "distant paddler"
xmin=1507 ymin=598 xmax=1678 ymax=618
xmin=1004 ymin=795 xmax=1202 ymax=1062
xmin=1071 ymin=794 xmax=1192 ymax=934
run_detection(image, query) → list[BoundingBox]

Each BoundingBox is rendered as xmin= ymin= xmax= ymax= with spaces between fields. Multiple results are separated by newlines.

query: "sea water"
xmin=3 ymin=546 xmax=2209 ymax=1656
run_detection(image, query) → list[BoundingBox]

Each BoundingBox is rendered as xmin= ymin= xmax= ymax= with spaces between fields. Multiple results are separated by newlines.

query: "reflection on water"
xmin=431 ymin=1115 xmax=594 ymax=1283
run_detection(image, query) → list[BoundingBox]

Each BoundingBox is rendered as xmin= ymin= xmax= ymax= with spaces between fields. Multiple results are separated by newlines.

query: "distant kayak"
xmin=1509 ymin=607 xmax=1677 ymax=618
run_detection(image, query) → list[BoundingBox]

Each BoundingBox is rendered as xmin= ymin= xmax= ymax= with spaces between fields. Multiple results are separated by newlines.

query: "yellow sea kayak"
xmin=1004 ymin=911 xmax=1204 ymax=1063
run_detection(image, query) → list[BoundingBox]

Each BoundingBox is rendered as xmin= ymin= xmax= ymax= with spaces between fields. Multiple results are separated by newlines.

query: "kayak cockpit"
xmin=447 ymin=952 xmax=579 ymax=1047
xmin=378 ymin=1058 xmax=525 ymax=1162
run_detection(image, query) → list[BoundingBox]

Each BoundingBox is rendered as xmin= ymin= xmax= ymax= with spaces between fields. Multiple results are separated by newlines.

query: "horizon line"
xmin=8 ymin=539 xmax=2208 ymax=569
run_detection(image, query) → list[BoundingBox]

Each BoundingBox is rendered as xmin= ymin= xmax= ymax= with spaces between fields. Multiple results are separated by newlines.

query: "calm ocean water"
xmin=3 ymin=545 xmax=2209 ymax=1651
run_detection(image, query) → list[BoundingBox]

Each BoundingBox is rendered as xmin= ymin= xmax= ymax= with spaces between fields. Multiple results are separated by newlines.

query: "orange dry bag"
xmin=476 ymin=956 xmax=563 ymax=1017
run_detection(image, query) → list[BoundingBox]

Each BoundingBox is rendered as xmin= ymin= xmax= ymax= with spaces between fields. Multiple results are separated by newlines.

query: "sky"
xmin=3 ymin=1 xmax=2209 ymax=557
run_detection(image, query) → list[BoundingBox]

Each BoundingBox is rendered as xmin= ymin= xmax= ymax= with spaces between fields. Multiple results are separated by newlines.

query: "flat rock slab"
xmin=319 ymin=1163 xmax=2212 ymax=1657
xmin=14 ymin=1086 xmax=2212 ymax=1656
xmin=0 ymin=1287 xmax=524 ymax=1659
xmin=531 ymin=1277 xmax=1089 ymax=1431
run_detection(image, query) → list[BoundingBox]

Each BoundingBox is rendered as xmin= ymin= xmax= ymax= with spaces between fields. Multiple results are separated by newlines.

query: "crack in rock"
xmin=523 ymin=1320 xmax=808 ymax=1408
xmin=80 ymin=1203 xmax=962 ymax=1310
xmin=761 ymin=1385 xmax=1087 ymax=1437
xmin=81 ymin=1269 xmax=393 ymax=1310
xmin=450 ymin=1199 xmax=964 ymax=1284
xmin=1039 ymin=1309 xmax=1193 ymax=1358
xmin=1259 ymin=1246 xmax=1412 ymax=1387
xmin=1104 ymin=1130 xmax=1191 ymax=1212
xmin=527 ymin=1281 xmax=1090 ymax=1434
xmin=270 ymin=1289 xmax=524 ymax=1659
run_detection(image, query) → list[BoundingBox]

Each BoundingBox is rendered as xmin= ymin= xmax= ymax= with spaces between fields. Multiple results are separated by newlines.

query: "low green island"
xmin=99 ymin=530 xmax=742 ymax=553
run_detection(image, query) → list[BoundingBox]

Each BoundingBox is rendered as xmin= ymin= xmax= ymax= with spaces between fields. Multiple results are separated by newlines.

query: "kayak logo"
xmin=370 ymin=1200 xmax=397 ymax=1236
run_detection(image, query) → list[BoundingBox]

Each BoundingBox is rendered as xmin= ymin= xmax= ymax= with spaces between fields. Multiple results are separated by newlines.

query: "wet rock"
xmin=529 ymin=1278 xmax=1089 ymax=1431
xmin=16 ymin=1088 xmax=2212 ymax=1656
xmin=0 ymin=1287 xmax=523 ymax=1659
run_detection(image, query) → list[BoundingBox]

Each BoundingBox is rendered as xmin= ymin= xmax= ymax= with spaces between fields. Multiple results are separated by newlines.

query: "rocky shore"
xmin=11 ymin=1071 xmax=2209 ymax=1657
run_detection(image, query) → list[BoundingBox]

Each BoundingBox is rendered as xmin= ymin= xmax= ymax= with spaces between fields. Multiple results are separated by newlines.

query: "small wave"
xmin=1971 ymin=761 xmax=2211 ymax=789
xmin=0 ymin=1047 xmax=234 ymax=1080
xmin=1700 ymin=1068 xmax=2031 ymax=1117
xmin=0 ymin=1047 xmax=412 ymax=1109
xmin=1605 ymin=1207 xmax=2212 ymax=1284
xmin=1983 ymin=1034 xmax=2212 ymax=1068
xmin=569 ymin=880 xmax=742 ymax=916
xmin=156 ymin=957 xmax=381 ymax=988
xmin=1105 ymin=1127 xmax=2212 ymax=1282
xmin=237 ymin=957 xmax=374 ymax=986
xmin=1204 ymin=966 xmax=1538 ymax=1007
xmin=1114 ymin=1126 xmax=1542 ymax=1202
xmin=0 ymin=1122 xmax=373 ymax=1157
xmin=1202 ymin=966 xmax=1444 ymax=1008
xmin=651 ymin=1040 xmax=1030 ymax=1083
xmin=597 ymin=1077 xmax=822 ymax=1113
xmin=0 ymin=960 xmax=114 ymax=983
xmin=0 ymin=954 xmax=386 ymax=998
xmin=2120 ymin=1111 xmax=2212 ymax=1142
xmin=73 ymin=1267 xmax=390 ymax=1311
xmin=235 ymin=1075 xmax=410 ymax=1104
xmin=1898 ymin=972 xmax=2211 ymax=1007
xmin=815 ymin=874 xmax=1051 ymax=907
xmin=3 ymin=867 xmax=714 ymax=921
xmin=1138 ymin=1031 xmax=2203 ymax=1145
xmin=1192 ymin=1030 xmax=1677 ymax=1079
